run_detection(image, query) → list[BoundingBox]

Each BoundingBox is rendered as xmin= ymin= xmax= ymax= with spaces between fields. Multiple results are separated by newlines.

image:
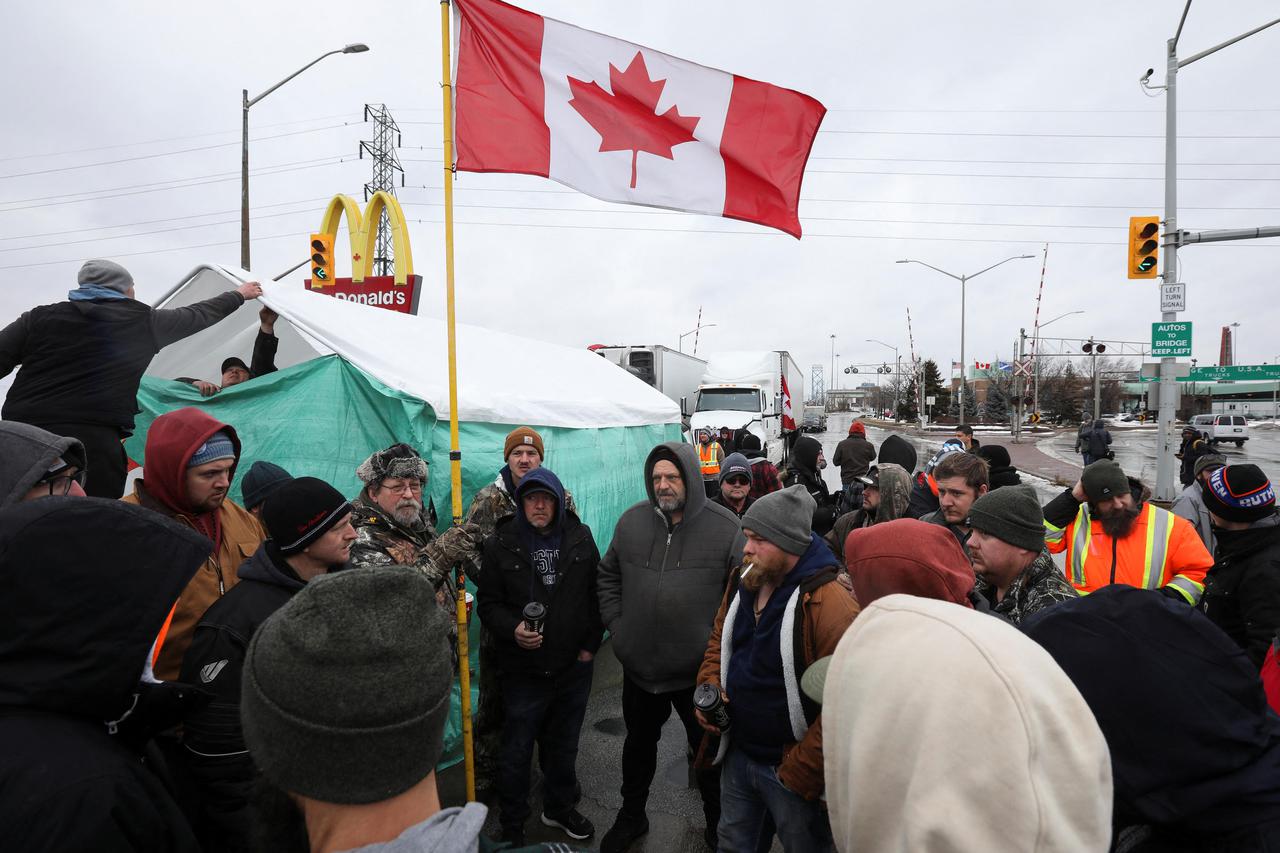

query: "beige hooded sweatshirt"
xmin=822 ymin=595 xmax=1113 ymax=853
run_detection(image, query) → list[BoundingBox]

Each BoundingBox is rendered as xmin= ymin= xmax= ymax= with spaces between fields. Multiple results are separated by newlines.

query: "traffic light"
xmin=1127 ymin=216 xmax=1160 ymax=279
xmin=310 ymin=233 xmax=335 ymax=284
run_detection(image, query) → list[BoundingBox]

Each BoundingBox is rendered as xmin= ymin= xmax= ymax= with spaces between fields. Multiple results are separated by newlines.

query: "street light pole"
xmin=241 ymin=43 xmax=369 ymax=271
xmin=678 ymin=323 xmax=716 ymax=352
xmin=1146 ymin=6 xmax=1280 ymax=502
xmin=1031 ymin=310 xmax=1085 ymax=418
xmin=830 ymin=335 xmax=836 ymax=395
xmin=896 ymin=255 xmax=1034 ymax=425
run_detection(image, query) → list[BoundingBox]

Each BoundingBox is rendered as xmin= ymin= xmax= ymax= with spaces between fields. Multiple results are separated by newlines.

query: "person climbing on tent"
xmin=176 ymin=307 xmax=280 ymax=397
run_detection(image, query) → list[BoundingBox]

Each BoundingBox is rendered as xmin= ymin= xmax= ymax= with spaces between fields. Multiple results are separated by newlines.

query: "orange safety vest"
xmin=1044 ymin=502 xmax=1213 ymax=604
xmin=699 ymin=442 xmax=723 ymax=478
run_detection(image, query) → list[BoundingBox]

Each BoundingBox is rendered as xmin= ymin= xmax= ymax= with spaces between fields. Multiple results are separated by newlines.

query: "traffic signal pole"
xmin=1154 ymin=37 xmax=1179 ymax=504
xmin=1152 ymin=10 xmax=1280 ymax=502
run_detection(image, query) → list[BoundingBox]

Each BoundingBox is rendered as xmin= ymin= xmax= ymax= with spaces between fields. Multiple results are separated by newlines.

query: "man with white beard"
xmin=349 ymin=443 xmax=474 ymax=623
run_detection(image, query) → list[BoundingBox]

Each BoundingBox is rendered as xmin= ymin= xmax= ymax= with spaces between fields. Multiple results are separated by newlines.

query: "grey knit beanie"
xmin=77 ymin=259 xmax=134 ymax=293
xmin=1081 ymin=459 xmax=1130 ymax=503
xmin=741 ymin=484 xmax=815 ymax=555
xmin=240 ymin=566 xmax=453 ymax=804
xmin=967 ymin=484 xmax=1046 ymax=553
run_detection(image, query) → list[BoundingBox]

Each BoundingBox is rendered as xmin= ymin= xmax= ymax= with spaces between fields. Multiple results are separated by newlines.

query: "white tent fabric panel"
xmin=147 ymin=264 xmax=679 ymax=429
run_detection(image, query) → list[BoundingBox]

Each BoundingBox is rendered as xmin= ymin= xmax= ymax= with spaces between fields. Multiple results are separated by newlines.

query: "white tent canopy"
xmin=146 ymin=264 xmax=679 ymax=429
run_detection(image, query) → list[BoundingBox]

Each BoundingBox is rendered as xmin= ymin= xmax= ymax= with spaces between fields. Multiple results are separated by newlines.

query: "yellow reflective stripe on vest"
xmin=1044 ymin=519 xmax=1067 ymax=546
xmin=1141 ymin=505 xmax=1173 ymax=590
xmin=1166 ymin=574 xmax=1205 ymax=605
xmin=1068 ymin=505 xmax=1090 ymax=587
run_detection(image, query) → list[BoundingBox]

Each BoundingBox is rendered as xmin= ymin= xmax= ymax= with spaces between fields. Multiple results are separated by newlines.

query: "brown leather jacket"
xmin=698 ymin=566 xmax=859 ymax=800
xmin=123 ymin=482 xmax=264 ymax=680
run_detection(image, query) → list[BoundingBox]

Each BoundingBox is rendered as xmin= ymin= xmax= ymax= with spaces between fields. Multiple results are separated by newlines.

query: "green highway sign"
xmin=1135 ymin=364 xmax=1280 ymax=382
xmin=1151 ymin=322 xmax=1192 ymax=357
xmin=1186 ymin=364 xmax=1280 ymax=382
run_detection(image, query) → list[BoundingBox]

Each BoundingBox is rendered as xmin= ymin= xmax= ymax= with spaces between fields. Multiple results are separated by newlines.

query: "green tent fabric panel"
xmin=427 ymin=421 xmax=681 ymax=553
xmin=127 ymin=355 xmax=435 ymax=505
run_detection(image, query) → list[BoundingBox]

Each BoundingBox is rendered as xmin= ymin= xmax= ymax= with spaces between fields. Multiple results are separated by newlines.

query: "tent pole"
xmin=440 ymin=0 xmax=474 ymax=802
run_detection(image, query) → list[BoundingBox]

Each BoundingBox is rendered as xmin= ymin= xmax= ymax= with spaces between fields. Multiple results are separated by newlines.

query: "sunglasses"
xmin=723 ymin=476 xmax=751 ymax=487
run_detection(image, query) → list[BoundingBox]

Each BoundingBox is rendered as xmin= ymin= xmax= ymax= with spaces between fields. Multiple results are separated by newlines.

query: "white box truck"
xmin=687 ymin=350 xmax=803 ymax=462
xmin=594 ymin=345 xmax=708 ymax=410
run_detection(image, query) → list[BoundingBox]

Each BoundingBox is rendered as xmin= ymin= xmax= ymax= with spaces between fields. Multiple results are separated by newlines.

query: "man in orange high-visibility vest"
xmin=696 ymin=429 xmax=724 ymax=497
xmin=1043 ymin=460 xmax=1212 ymax=604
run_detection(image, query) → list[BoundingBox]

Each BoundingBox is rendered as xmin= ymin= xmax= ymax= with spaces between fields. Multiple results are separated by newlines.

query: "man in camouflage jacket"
xmin=349 ymin=443 xmax=477 ymax=621
xmin=966 ymin=485 xmax=1076 ymax=625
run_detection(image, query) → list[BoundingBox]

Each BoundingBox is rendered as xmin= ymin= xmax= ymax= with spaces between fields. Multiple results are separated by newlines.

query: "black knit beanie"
xmin=241 ymin=566 xmax=453 ymax=804
xmin=1202 ymin=464 xmax=1276 ymax=524
xmin=262 ymin=477 xmax=352 ymax=556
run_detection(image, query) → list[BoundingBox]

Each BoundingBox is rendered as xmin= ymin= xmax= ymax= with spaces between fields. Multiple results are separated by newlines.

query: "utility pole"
xmin=1014 ymin=328 xmax=1026 ymax=442
xmin=360 ymin=104 xmax=405 ymax=277
xmin=1145 ymin=5 xmax=1280 ymax=501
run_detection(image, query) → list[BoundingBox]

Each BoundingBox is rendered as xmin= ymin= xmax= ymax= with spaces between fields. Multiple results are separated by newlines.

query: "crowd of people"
xmin=2 ymin=262 xmax=1280 ymax=852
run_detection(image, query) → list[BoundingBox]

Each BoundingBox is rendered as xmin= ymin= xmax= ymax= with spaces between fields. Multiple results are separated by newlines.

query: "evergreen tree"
xmin=923 ymin=359 xmax=950 ymax=413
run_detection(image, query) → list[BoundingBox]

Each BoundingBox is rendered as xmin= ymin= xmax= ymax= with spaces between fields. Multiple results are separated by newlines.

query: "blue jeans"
xmin=497 ymin=659 xmax=593 ymax=831
xmin=717 ymin=745 xmax=834 ymax=853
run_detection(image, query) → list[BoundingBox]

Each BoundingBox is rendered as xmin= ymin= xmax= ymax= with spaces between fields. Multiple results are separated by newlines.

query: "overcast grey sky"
xmin=3 ymin=1 xmax=1279 ymax=394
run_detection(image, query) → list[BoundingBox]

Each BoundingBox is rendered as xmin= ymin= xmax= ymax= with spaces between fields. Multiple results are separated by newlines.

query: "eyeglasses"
xmin=380 ymin=480 xmax=423 ymax=495
xmin=39 ymin=469 xmax=86 ymax=496
xmin=723 ymin=476 xmax=751 ymax=487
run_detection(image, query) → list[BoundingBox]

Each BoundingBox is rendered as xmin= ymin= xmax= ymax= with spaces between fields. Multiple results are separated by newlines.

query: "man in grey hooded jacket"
xmin=0 ymin=420 xmax=88 ymax=506
xmin=597 ymin=441 xmax=747 ymax=853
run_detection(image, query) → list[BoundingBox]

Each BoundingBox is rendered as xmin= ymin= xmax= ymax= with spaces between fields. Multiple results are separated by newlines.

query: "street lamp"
xmin=242 ymin=43 xmax=369 ymax=271
xmin=1032 ymin=310 xmax=1085 ymax=416
xmin=867 ymin=339 xmax=900 ymax=420
xmin=896 ymin=255 xmax=1035 ymax=424
xmin=678 ymin=323 xmax=717 ymax=352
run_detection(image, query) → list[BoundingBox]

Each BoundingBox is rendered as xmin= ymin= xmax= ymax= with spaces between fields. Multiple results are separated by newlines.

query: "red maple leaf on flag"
xmin=567 ymin=52 xmax=700 ymax=189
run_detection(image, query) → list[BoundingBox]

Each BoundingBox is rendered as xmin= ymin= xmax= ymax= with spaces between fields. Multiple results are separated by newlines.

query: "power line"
xmin=0 ymin=113 xmax=362 ymax=164
xmin=404 ymin=183 xmax=1280 ymax=211
xmin=3 ymin=215 xmax=1277 ymax=272
xmin=0 ymin=123 xmax=359 ymax=181
xmin=0 ymin=207 xmax=329 ymax=255
xmin=0 ymin=159 xmax=354 ymax=212
xmin=0 ymin=155 xmax=347 ymax=207
xmin=0 ymin=196 xmax=337 ymax=242
xmin=808 ymin=155 xmax=1280 ymax=167
xmin=816 ymin=129 xmax=1280 ymax=139
xmin=402 ymin=156 xmax=1280 ymax=182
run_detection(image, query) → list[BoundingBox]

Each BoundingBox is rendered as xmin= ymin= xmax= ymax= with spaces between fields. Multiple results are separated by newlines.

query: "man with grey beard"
xmin=349 ymin=443 xmax=476 ymax=624
xmin=597 ymin=441 xmax=745 ymax=853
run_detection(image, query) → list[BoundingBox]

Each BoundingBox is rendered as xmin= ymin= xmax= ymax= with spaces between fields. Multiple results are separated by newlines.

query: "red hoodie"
xmin=122 ymin=407 xmax=263 ymax=680
xmin=845 ymin=518 xmax=976 ymax=608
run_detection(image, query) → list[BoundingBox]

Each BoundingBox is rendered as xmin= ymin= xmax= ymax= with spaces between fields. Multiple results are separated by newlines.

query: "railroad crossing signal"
xmin=310 ymin=233 xmax=335 ymax=284
xmin=1127 ymin=216 xmax=1160 ymax=280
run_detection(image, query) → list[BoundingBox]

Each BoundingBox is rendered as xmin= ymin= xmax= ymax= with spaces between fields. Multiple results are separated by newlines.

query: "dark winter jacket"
xmin=977 ymin=444 xmax=1021 ymax=489
xmin=478 ymin=468 xmax=603 ymax=677
xmin=0 ymin=420 xmax=86 ymax=508
xmin=1202 ymin=513 xmax=1280 ymax=668
xmin=1085 ymin=421 xmax=1112 ymax=461
xmin=597 ymin=441 xmax=746 ymax=693
xmin=1025 ymin=586 xmax=1280 ymax=850
xmin=781 ymin=435 xmax=838 ymax=536
xmin=0 ymin=291 xmax=244 ymax=431
xmin=1178 ymin=434 xmax=1211 ymax=487
xmin=833 ymin=434 xmax=876 ymax=485
xmin=178 ymin=541 xmax=308 ymax=851
xmin=0 ymin=497 xmax=211 ymax=853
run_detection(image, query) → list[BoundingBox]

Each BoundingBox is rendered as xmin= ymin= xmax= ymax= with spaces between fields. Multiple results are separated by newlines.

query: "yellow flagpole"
xmin=440 ymin=0 xmax=474 ymax=802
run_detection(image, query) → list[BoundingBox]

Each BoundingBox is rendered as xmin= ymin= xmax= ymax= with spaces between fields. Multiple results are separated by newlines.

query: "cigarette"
xmin=739 ymin=563 xmax=755 ymax=580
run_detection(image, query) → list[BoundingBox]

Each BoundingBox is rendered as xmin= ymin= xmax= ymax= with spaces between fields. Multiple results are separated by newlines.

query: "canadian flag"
xmin=781 ymin=374 xmax=796 ymax=432
xmin=975 ymin=361 xmax=992 ymax=370
xmin=452 ymin=0 xmax=826 ymax=238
